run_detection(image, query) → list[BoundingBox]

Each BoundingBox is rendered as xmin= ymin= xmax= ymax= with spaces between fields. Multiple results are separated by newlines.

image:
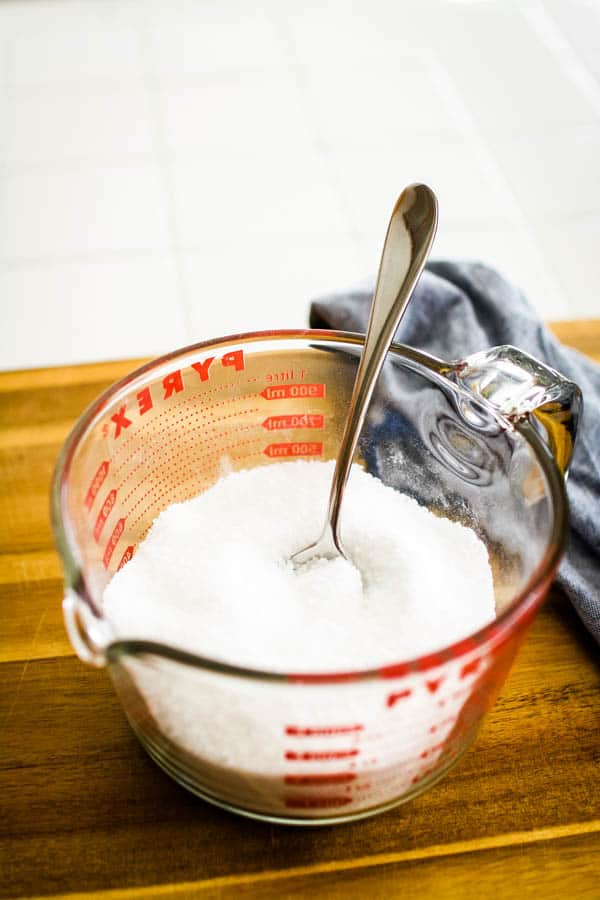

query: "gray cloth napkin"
xmin=310 ymin=260 xmax=600 ymax=644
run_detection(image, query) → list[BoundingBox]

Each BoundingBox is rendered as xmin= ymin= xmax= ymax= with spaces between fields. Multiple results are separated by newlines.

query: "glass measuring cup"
xmin=52 ymin=331 xmax=580 ymax=824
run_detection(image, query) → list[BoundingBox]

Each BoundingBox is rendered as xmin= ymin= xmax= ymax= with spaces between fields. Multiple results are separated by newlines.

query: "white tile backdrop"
xmin=1 ymin=0 xmax=599 ymax=370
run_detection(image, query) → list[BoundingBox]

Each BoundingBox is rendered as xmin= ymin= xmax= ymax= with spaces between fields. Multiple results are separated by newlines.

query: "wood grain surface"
xmin=1 ymin=322 xmax=599 ymax=900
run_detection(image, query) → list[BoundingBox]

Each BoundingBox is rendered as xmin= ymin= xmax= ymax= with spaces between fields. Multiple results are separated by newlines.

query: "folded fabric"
xmin=310 ymin=260 xmax=600 ymax=644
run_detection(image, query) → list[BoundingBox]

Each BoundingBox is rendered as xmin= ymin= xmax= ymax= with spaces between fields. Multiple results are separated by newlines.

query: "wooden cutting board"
xmin=1 ymin=322 xmax=599 ymax=900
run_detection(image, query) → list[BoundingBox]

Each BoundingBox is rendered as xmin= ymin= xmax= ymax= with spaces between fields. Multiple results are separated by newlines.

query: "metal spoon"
xmin=292 ymin=183 xmax=438 ymax=566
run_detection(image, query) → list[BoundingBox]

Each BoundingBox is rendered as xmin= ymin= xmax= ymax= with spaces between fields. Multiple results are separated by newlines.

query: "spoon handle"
xmin=320 ymin=184 xmax=438 ymax=558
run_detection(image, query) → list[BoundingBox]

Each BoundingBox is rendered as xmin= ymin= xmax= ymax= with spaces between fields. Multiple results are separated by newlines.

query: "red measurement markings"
xmin=420 ymin=742 xmax=445 ymax=760
xmin=386 ymin=689 xmax=412 ymax=708
xmin=112 ymin=384 xmax=252 ymax=473
xmin=105 ymin=350 xmax=246 ymax=441
xmin=285 ymin=749 xmax=359 ymax=761
xmin=264 ymin=442 xmax=322 ymax=459
xmin=262 ymin=414 xmax=324 ymax=431
xmin=285 ymin=724 xmax=363 ymax=736
xmin=460 ymin=657 xmax=482 ymax=679
xmin=117 ymin=545 xmax=134 ymax=571
xmin=284 ymin=795 xmax=352 ymax=809
xmin=103 ymin=517 xmax=126 ymax=569
xmin=260 ymin=383 xmax=326 ymax=401
xmin=84 ymin=460 xmax=110 ymax=511
xmin=284 ymin=772 xmax=356 ymax=786
xmin=93 ymin=489 xmax=117 ymax=542
xmin=429 ymin=716 xmax=457 ymax=734
xmin=412 ymin=766 xmax=436 ymax=785
xmin=265 ymin=368 xmax=306 ymax=383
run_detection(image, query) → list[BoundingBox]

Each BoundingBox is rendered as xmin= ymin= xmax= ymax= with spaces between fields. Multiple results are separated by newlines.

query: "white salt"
xmin=103 ymin=461 xmax=498 ymax=817
xmin=104 ymin=461 xmax=495 ymax=671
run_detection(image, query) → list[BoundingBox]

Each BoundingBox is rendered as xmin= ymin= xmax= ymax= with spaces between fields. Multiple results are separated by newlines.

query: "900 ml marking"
xmin=260 ymin=383 xmax=326 ymax=400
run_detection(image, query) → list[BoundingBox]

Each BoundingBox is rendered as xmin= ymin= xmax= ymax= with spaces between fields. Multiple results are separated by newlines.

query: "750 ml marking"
xmin=262 ymin=414 xmax=323 ymax=431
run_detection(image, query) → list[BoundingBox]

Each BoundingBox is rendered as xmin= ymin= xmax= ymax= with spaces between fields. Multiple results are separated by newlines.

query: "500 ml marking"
xmin=263 ymin=442 xmax=322 ymax=458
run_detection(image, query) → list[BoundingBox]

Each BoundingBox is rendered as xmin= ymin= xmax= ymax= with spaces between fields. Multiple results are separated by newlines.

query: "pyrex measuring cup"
xmin=52 ymin=331 xmax=580 ymax=823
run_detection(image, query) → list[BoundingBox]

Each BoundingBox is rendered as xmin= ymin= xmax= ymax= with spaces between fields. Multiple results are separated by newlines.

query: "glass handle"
xmin=451 ymin=345 xmax=581 ymax=475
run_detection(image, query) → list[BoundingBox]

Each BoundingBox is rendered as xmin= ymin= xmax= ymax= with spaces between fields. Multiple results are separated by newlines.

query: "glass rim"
xmin=52 ymin=329 xmax=568 ymax=684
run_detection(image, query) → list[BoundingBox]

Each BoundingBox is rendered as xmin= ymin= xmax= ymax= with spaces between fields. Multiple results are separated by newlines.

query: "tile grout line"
xmin=2 ymin=248 xmax=176 ymax=269
xmin=517 ymin=0 xmax=600 ymax=311
xmin=0 ymin=65 xmax=320 ymax=100
xmin=0 ymin=31 xmax=13 ymax=264
xmin=264 ymin=2 xmax=373 ymax=275
xmin=425 ymin=50 xmax=569 ymax=317
xmin=522 ymin=0 xmax=600 ymax=118
xmin=2 ymin=233 xmax=400 ymax=271
xmin=135 ymin=12 xmax=195 ymax=341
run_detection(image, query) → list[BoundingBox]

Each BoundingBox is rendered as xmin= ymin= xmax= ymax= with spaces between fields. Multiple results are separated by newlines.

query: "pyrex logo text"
xmin=106 ymin=349 xmax=245 ymax=439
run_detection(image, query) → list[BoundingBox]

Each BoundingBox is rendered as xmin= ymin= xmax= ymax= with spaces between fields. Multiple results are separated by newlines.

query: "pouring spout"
xmin=63 ymin=588 xmax=112 ymax=667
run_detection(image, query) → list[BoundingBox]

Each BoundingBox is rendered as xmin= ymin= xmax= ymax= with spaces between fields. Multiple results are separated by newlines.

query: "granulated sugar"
xmin=104 ymin=461 xmax=497 ymax=817
xmin=104 ymin=461 xmax=495 ymax=670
